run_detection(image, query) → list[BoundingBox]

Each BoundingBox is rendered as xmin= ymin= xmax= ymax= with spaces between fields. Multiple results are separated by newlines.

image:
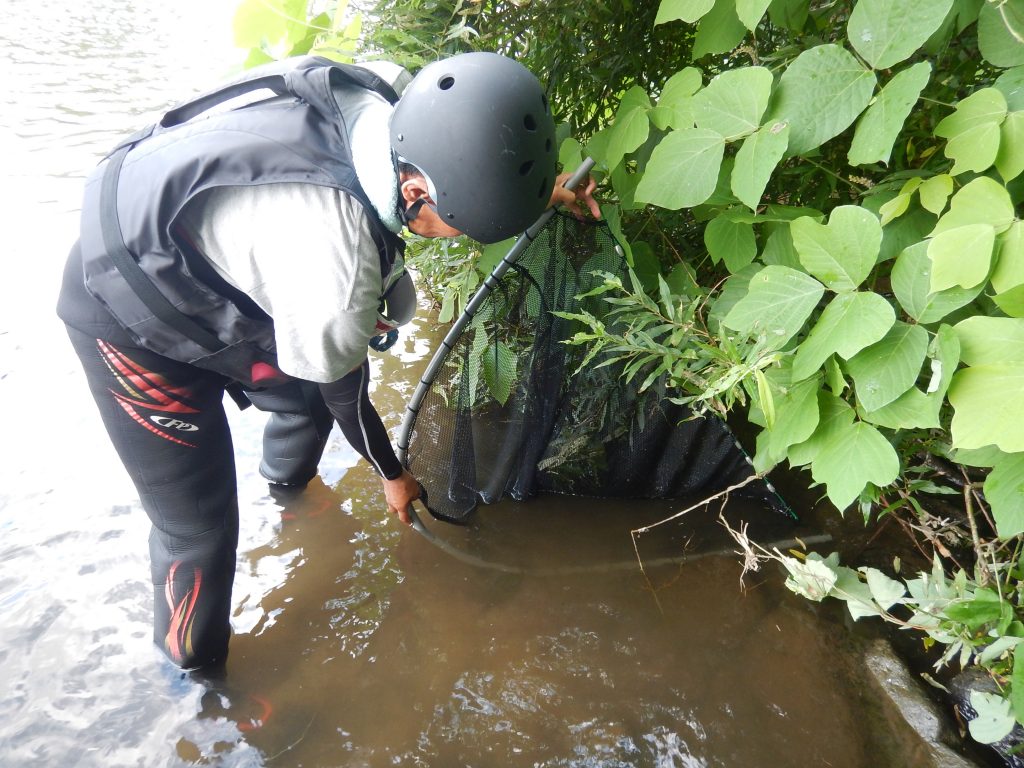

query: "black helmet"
xmin=390 ymin=52 xmax=557 ymax=244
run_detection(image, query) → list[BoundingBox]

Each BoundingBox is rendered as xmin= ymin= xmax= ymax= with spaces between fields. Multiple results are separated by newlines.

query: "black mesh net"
xmin=404 ymin=214 xmax=788 ymax=523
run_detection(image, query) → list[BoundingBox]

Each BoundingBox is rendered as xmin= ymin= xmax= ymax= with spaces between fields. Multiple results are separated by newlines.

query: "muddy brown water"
xmin=1 ymin=2 xmax=910 ymax=766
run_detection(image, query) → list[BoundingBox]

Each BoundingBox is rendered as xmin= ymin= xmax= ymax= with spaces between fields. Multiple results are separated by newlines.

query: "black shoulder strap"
xmin=99 ymin=145 xmax=227 ymax=353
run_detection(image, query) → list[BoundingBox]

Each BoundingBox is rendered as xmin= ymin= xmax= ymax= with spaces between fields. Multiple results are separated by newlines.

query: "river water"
xmin=0 ymin=1 xmax=903 ymax=766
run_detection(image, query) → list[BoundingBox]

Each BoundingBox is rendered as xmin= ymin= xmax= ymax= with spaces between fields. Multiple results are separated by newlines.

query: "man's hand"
xmin=549 ymin=172 xmax=601 ymax=220
xmin=381 ymin=469 xmax=422 ymax=525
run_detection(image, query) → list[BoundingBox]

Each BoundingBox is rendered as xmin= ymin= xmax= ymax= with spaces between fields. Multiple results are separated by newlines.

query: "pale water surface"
xmin=1 ymin=2 xmax=893 ymax=765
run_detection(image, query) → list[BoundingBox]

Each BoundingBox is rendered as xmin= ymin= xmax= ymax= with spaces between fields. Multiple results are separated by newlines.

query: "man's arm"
xmin=319 ymin=359 xmax=421 ymax=524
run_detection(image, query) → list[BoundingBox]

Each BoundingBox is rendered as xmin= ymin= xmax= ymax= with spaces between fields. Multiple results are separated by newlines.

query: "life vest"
xmin=76 ymin=56 xmax=404 ymax=388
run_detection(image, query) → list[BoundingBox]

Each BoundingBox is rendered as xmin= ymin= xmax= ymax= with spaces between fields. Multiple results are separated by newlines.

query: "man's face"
xmin=400 ymin=176 xmax=463 ymax=239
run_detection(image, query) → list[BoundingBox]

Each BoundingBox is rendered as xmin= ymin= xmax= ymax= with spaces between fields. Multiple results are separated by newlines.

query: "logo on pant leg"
xmin=151 ymin=416 xmax=200 ymax=432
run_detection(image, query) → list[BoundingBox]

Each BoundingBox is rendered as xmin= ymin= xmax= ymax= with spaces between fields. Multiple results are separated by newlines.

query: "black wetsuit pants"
xmin=66 ymin=328 xmax=334 ymax=670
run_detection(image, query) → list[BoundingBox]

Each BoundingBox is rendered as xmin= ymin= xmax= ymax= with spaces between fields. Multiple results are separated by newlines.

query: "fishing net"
xmin=401 ymin=213 xmax=788 ymax=524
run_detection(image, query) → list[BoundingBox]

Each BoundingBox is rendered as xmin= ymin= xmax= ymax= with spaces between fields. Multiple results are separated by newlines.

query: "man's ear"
xmin=400 ymin=177 xmax=431 ymax=207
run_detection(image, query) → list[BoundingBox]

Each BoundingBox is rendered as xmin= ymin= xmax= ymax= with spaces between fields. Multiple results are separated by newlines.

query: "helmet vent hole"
xmin=519 ymin=160 xmax=534 ymax=176
xmin=538 ymin=177 xmax=548 ymax=199
xmin=545 ymin=138 xmax=552 ymax=152
xmin=438 ymin=75 xmax=455 ymax=90
xmin=523 ymin=114 xmax=537 ymax=131
xmin=541 ymin=94 xmax=549 ymax=113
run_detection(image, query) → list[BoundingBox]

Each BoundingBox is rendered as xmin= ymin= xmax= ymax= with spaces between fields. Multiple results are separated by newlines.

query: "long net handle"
xmin=396 ymin=157 xmax=596 ymax=463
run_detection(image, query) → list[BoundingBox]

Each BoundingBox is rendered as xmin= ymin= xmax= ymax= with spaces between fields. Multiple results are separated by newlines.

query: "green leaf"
xmin=766 ymin=45 xmax=876 ymax=156
xmin=849 ymin=62 xmax=932 ymax=166
xmin=1011 ymin=649 xmax=1024 ymax=723
xmin=935 ymin=88 xmax=1010 ymax=138
xmin=997 ymin=111 xmax=1024 ymax=182
xmin=606 ymin=89 xmax=653 ymax=171
xmin=879 ymin=192 xmax=913 ymax=227
xmin=986 ymin=453 xmax=1024 ymax=538
xmin=722 ymin=266 xmax=825 ymax=348
xmin=863 ymin=567 xmax=906 ymax=609
xmin=759 ymin=375 xmax=821 ymax=463
xmin=846 ymin=321 xmax=930 ymax=411
xmin=955 ymin=316 xmax=1024 ymax=365
xmin=634 ymin=129 xmax=725 ymax=209
xmin=768 ymin=0 xmax=809 ymax=30
xmin=949 ymin=364 xmax=1024 ymax=452
xmin=859 ymin=324 xmax=959 ymax=430
xmin=935 ymin=88 xmax=1008 ymax=175
xmin=928 ymin=224 xmax=996 ymax=291
xmin=693 ymin=0 xmax=748 ymax=57
xmin=233 ymin=0 xmax=308 ymax=50
xmin=918 ymin=174 xmax=954 ymax=216
xmin=655 ymin=0 xmax=716 ymax=24
xmin=996 ymin=66 xmax=1024 ymax=111
xmin=760 ymin=224 xmax=802 ymax=268
xmin=946 ymin=589 xmax=1005 ymax=628
xmin=931 ymin=177 xmax=1017 ymax=237
xmin=650 ymin=67 xmax=701 ymax=130
xmin=826 ymin=357 xmax=847 ymax=396
xmin=967 ymin=691 xmax=1016 ymax=744
xmin=791 ymin=206 xmax=882 ymax=291
xmin=847 ymin=0 xmax=954 ymax=69
xmin=978 ymin=0 xmax=1024 ymax=68
xmin=736 ymin=0 xmax=773 ymax=29
xmin=732 ymin=121 xmax=791 ymax=210
xmin=704 ymin=215 xmax=757 ymax=272
xmin=993 ymin=222 xmax=1024 ymax=293
xmin=482 ymin=340 xmax=516 ymax=405
xmin=994 ymin=284 xmax=1024 ymax=317
xmin=892 ymin=241 xmax=983 ymax=323
xmin=792 ymin=292 xmax=895 ymax=381
xmin=879 ymin=207 xmax=937 ymax=264
xmin=558 ymin=137 xmax=584 ymax=174
xmin=788 ymin=392 xmax=855 ymax=467
xmin=780 ymin=553 xmax=838 ymax=601
xmin=694 ymin=67 xmax=774 ymax=140
xmin=811 ymin=421 xmax=900 ymax=510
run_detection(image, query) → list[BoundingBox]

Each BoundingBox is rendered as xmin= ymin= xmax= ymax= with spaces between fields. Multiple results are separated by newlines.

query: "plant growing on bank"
xmin=230 ymin=0 xmax=1024 ymax=748
xmin=560 ymin=0 xmax=1024 ymax=746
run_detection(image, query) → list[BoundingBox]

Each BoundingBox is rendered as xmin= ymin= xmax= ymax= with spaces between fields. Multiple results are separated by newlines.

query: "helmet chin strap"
xmin=398 ymin=197 xmax=438 ymax=226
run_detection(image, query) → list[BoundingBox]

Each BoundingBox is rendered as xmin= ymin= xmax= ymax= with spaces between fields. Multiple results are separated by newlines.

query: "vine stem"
xmin=805 ymin=158 xmax=867 ymax=191
xmin=630 ymin=474 xmax=763 ymax=611
xmin=962 ymin=474 xmax=992 ymax=586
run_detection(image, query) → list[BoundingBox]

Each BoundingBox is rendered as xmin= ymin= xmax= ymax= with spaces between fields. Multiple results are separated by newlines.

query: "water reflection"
xmin=1 ymin=1 xmax=889 ymax=766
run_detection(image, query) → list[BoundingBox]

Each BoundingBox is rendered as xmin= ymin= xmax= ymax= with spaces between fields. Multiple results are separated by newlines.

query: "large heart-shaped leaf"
xmin=892 ymin=241 xmax=983 ymax=323
xmin=722 ymin=265 xmax=825 ymax=348
xmin=931 ymin=176 xmax=1017 ymax=236
xmin=846 ymin=321 xmax=930 ymax=411
xmin=928 ymin=224 xmax=996 ymax=292
xmin=766 ymin=44 xmax=876 ymax=155
xmin=693 ymin=66 xmax=774 ymax=140
xmin=810 ymin=421 xmax=900 ymax=510
xmin=949 ymin=365 xmax=1024 ymax=452
xmin=954 ymin=316 xmax=1024 ymax=365
xmin=847 ymin=0 xmax=953 ymax=69
xmin=791 ymin=206 xmax=882 ymax=291
xmin=792 ymin=291 xmax=895 ymax=381
xmin=935 ymin=88 xmax=1008 ymax=175
xmin=634 ymin=128 xmax=725 ymax=209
